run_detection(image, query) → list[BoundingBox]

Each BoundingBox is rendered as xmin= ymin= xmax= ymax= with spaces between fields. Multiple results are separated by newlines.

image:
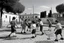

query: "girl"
xmin=31 ymin=20 xmax=36 ymax=38
xmin=8 ymin=17 xmax=17 ymax=37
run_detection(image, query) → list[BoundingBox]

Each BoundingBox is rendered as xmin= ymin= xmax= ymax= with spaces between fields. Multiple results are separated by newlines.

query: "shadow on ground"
xmin=0 ymin=36 xmax=32 ymax=40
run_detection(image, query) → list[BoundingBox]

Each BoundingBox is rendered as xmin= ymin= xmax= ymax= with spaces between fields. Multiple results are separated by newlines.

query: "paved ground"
xmin=0 ymin=26 xmax=64 ymax=43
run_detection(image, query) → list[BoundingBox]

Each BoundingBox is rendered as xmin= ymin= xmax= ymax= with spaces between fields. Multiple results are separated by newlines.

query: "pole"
xmin=33 ymin=5 xmax=34 ymax=14
xmin=33 ymin=5 xmax=34 ymax=20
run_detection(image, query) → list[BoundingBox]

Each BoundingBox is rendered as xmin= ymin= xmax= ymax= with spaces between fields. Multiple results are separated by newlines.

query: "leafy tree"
xmin=0 ymin=0 xmax=19 ymax=16
xmin=56 ymin=3 xmax=64 ymax=13
xmin=0 ymin=0 xmax=25 ymax=27
xmin=11 ymin=2 xmax=25 ymax=14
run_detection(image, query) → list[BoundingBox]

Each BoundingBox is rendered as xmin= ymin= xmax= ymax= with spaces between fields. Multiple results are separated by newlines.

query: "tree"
xmin=0 ymin=0 xmax=19 ymax=16
xmin=48 ymin=10 xmax=52 ymax=17
xmin=0 ymin=0 xmax=25 ymax=27
xmin=11 ymin=2 xmax=25 ymax=14
xmin=56 ymin=3 xmax=64 ymax=13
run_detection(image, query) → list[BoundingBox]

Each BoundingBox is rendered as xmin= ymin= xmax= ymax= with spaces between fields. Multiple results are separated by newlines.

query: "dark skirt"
xmin=55 ymin=29 xmax=62 ymax=35
xmin=32 ymin=29 xmax=36 ymax=34
xmin=40 ymin=25 xmax=43 ymax=32
xmin=11 ymin=26 xmax=16 ymax=33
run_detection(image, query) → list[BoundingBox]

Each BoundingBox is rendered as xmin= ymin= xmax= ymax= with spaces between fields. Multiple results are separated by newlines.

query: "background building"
xmin=2 ymin=13 xmax=19 ymax=27
xmin=19 ymin=14 xmax=39 ymax=20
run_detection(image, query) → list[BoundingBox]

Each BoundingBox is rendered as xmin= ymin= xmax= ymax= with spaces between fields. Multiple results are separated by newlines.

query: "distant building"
xmin=19 ymin=14 xmax=39 ymax=20
xmin=2 ymin=13 xmax=19 ymax=27
xmin=52 ymin=13 xmax=61 ymax=18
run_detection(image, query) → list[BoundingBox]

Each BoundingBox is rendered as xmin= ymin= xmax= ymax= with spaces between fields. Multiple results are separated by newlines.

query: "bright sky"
xmin=19 ymin=0 xmax=64 ymax=14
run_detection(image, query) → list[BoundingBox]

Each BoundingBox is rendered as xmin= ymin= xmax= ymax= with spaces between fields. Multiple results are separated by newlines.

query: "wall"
xmin=41 ymin=18 xmax=56 ymax=24
xmin=57 ymin=17 xmax=64 ymax=25
xmin=2 ymin=13 xmax=19 ymax=27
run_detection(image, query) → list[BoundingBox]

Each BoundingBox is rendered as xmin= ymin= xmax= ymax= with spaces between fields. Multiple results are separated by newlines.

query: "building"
xmin=19 ymin=14 xmax=39 ymax=20
xmin=52 ymin=13 xmax=63 ymax=18
xmin=2 ymin=13 xmax=19 ymax=27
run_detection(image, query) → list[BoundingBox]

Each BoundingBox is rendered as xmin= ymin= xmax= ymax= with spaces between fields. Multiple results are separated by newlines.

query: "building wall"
xmin=41 ymin=18 xmax=56 ymax=24
xmin=19 ymin=14 xmax=39 ymax=20
xmin=2 ymin=13 xmax=19 ymax=27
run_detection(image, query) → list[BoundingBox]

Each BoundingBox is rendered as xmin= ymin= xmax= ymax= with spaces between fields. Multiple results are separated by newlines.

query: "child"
xmin=21 ymin=19 xmax=26 ymax=34
xmin=8 ymin=17 xmax=17 ymax=37
xmin=39 ymin=19 xmax=44 ymax=35
xmin=54 ymin=20 xmax=64 ymax=41
xmin=27 ymin=19 xmax=32 ymax=32
xmin=47 ymin=19 xmax=52 ymax=28
xmin=46 ymin=19 xmax=52 ymax=40
xmin=31 ymin=20 xmax=36 ymax=38
xmin=36 ymin=19 xmax=40 ymax=31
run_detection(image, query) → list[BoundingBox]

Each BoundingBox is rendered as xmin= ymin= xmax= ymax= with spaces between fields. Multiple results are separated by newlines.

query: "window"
xmin=6 ymin=15 xmax=7 ymax=18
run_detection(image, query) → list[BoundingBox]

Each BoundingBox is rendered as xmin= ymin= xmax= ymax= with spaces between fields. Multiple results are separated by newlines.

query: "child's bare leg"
xmin=55 ymin=35 xmax=58 ymax=41
xmin=60 ymin=34 xmax=64 ymax=40
xmin=8 ymin=32 xmax=12 ymax=37
xmin=47 ymin=36 xmax=50 ymax=40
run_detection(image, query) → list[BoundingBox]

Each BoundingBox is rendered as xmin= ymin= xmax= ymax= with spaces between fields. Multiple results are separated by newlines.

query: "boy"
xmin=7 ymin=17 xmax=17 ymax=37
xmin=21 ymin=19 xmax=26 ymax=34
xmin=47 ymin=19 xmax=52 ymax=28
xmin=27 ymin=19 xmax=32 ymax=32
xmin=31 ymin=20 xmax=36 ymax=38
xmin=39 ymin=19 xmax=44 ymax=35
xmin=54 ymin=20 xmax=64 ymax=41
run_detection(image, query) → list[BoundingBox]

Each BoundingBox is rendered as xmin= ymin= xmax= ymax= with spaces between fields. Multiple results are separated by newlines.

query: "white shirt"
xmin=31 ymin=24 xmax=36 ymax=29
xmin=56 ymin=23 xmax=62 ymax=29
xmin=40 ymin=21 xmax=43 ymax=25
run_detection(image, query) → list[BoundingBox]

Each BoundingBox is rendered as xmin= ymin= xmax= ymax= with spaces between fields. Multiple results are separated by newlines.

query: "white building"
xmin=2 ymin=13 xmax=19 ymax=27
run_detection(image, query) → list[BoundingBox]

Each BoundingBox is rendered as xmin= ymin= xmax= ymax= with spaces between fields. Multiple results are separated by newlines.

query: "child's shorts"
xmin=32 ymin=29 xmax=36 ymax=34
xmin=11 ymin=26 xmax=16 ymax=33
xmin=55 ymin=29 xmax=62 ymax=35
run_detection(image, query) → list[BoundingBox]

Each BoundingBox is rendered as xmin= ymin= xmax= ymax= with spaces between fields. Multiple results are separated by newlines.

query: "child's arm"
xmin=54 ymin=25 xmax=58 ymax=31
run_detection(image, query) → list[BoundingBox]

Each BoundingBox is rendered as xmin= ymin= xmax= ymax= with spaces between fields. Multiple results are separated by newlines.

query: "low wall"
xmin=57 ymin=17 xmax=64 ymax=25
xmin=41 ymin=18 xmax=56 ymax=24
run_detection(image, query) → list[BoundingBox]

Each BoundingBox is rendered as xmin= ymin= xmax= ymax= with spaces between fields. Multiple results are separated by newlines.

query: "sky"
xmin=19 ymin=0 xmax=64 ymax=14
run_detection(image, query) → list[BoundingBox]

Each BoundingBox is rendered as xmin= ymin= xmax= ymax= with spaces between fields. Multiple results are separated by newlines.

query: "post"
xmin=33 ymin=5 xmax=34 ymax=20
xmin=0 ymin=12 xmax=2 ymax=28
xmin=33 ymin=5 xmax=34 ymax=14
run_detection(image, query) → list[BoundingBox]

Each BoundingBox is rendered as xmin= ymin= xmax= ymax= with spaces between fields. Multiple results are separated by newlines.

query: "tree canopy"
xmin=0 ymin=0 xmax=25 ymax=28
xmin=11 ymin=2 xmax=25 ymax=14
xmin=0 ymin=0 xmax=25 ymax=15
xmin=56 ymin=4 xmax=64 ymax=13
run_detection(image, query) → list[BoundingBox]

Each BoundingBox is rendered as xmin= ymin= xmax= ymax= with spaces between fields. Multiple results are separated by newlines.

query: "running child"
xmin=54 ymin=20 xmax=64 ymax=41
xmin=31 ymin=20 xmax=36 ymax=38
xmin=39 ymin=19 xmax=44 ymax=35
xmin=8 ymin=17 xmax=17 ymax=37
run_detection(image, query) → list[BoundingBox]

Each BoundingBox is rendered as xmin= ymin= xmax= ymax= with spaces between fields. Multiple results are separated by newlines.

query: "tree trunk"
xmin=0 ymin=12 xmax=2 ymax=28
xmin=0 ymin=7 xmax=3 ymax=28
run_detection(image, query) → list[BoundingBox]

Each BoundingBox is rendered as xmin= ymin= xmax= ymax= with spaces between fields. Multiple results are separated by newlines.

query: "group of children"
xmin=20 ymin=18 xmax=44 ymax=38
xmin=7 ymin=17 xmax=64 ymax=41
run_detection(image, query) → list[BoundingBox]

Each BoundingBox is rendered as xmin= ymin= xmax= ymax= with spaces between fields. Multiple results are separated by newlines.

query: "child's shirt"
xmin=31 ymin=24 xmax=36 ymax=29
xmin=40 ymin=21 xmax=43 ymax=25
xmin=10 ymin=20 xmax=16 ymax=27
xmin=55 ymin=23 xmax=62 ymax=29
